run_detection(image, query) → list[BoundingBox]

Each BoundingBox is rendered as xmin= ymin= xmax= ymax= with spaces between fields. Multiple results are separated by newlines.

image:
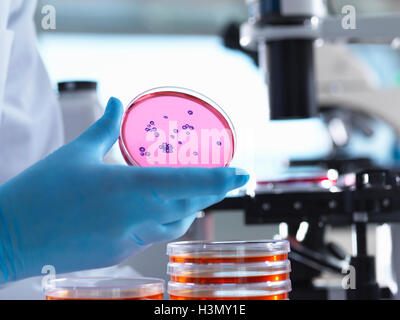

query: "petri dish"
xmin=167 ymin=260 xmax=291 ymax=284
xmin=119 ymin=87 xmax=236 ymax=167
xmin=167 ymin=240 xmax=290 ymax=264
xmin=44 ymin=277 xmax=164 ymax=300
xmin=168 ymin=279 xmax=291 ymax=300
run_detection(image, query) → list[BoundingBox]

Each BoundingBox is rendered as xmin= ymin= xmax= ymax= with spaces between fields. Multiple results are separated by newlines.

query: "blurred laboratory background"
xmin=33 ymin=0 xmax=400 ymax=299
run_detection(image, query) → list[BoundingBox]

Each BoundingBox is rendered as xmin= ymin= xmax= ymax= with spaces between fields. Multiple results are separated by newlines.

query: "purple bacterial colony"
xmin=139 ymin=114 xmax=200 ymax=157
xmin=159 ymin=142 xmax=173 ymax=154
xmin=140 ymin=116 xmax=201 ymax=158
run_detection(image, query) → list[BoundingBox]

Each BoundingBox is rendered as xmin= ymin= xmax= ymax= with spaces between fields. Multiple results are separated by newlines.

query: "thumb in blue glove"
xmin=0 ymin=97 xmax=250 ymax=284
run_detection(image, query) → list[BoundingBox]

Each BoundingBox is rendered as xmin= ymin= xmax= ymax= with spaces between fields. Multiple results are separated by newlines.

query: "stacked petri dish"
xmin=44 ymin=277 xmax=164 ymax=300
xmin=167 ymin=240 xmax=291 ymax=300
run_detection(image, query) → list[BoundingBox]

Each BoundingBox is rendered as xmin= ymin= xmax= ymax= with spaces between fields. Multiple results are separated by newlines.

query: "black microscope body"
xmin=215 ymin=0 xmax=400 ymax=300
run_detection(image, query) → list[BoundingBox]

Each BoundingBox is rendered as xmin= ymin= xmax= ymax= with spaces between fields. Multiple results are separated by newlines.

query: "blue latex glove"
xmin=0 ymin=97 xmax=249 ymax=284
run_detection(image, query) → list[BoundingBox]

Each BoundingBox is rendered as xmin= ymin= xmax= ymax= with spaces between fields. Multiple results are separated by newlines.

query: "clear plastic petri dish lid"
xmin=44 ymin=277 xmax=164 ymax=300
xmin=119 ymin=87 xmax=236 ymax=167
xmin=167 ymin=240 xmax=290 ymax=263
xmin=167 ymin=260 xmax=291 ymax=283
xmin=168 ymin=279 xmax=292 ymax=300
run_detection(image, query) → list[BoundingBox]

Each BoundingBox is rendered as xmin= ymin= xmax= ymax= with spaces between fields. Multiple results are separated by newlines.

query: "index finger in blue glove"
xmin=119 ymin=166 xmax=249 ymax=199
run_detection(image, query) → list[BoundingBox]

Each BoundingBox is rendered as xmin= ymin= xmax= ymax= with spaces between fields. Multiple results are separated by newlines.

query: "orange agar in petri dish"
xmin=169 ymin=293 xmax=289 ymax=300
xmin=44 ymin=277 xmax=164 ymax=300
xmin=169 ymin=253 xmax=288 ymax=264
xmin=119 ymin=87 xmax=236 ymax=168
xmin=167 ymin=240 xmax=290 ymax=264
xmin=168 ymin=280 xmax=291 ymax=300
xmin=167 ymin=259 xmax=291 ymax=284
xmin=46 ymin=293 xmax=164 ymax=300
xmin=170 ymin=273 xmax=290 ymax=284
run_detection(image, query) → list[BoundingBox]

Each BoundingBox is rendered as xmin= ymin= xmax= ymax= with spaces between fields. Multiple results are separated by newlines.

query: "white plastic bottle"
xmin=58 ymin=81 xmax=125 ymax=164
xmin=58 ymin=81 xmax=104 ymax=144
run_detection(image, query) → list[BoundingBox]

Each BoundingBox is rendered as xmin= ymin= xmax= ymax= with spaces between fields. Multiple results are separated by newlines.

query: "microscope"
xmin=210 ymin=0 xmax=400 ymax=300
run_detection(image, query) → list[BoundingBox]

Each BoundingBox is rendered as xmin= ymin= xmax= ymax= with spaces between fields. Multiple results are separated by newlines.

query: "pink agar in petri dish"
xmin=119 ymin=87 xmax=236 ymax=167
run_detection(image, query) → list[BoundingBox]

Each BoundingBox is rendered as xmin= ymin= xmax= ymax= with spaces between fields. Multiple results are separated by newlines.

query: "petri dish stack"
xmin=44 ymin=277 xmax=164 ymax=300
xmin=167 ymin=240 xmax=291 ymax=300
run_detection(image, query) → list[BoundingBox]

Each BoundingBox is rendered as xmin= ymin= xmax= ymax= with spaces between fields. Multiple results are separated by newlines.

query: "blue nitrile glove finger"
xmin=0 ymin=97 xmax=250 ymax=284
xmin=98 ymin=166 xmax=249 ymax=199
xmin=132 ymin=213 xmax=199 ymax=245
xmin=156 ymin=194 xmax=226 ymax=224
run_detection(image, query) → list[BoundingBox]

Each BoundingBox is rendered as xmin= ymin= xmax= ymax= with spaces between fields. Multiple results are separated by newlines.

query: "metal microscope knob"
xmin=355 ymin=170 xmax=392 ymax=190
xmin=389 ymin=171 xmax=400 ymax=188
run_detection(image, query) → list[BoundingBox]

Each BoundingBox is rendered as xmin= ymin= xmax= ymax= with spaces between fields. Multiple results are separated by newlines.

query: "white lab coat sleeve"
xmin=0 ymin=0 xmax=64 ymax=184
xmin=0 ymin=31 xmax=14 ymax=118
xmin=0 ymin=1 xmax=139 ymax=300
xmin=0 ymin=0 xmax=13 ymax=121
xmin=0 ymin=0 xmax=64 ymax=298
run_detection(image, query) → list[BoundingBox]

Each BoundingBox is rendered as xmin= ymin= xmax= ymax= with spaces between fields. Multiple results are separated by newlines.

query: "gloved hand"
xmin=0 ymin=97 xmax=249 ymax=284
